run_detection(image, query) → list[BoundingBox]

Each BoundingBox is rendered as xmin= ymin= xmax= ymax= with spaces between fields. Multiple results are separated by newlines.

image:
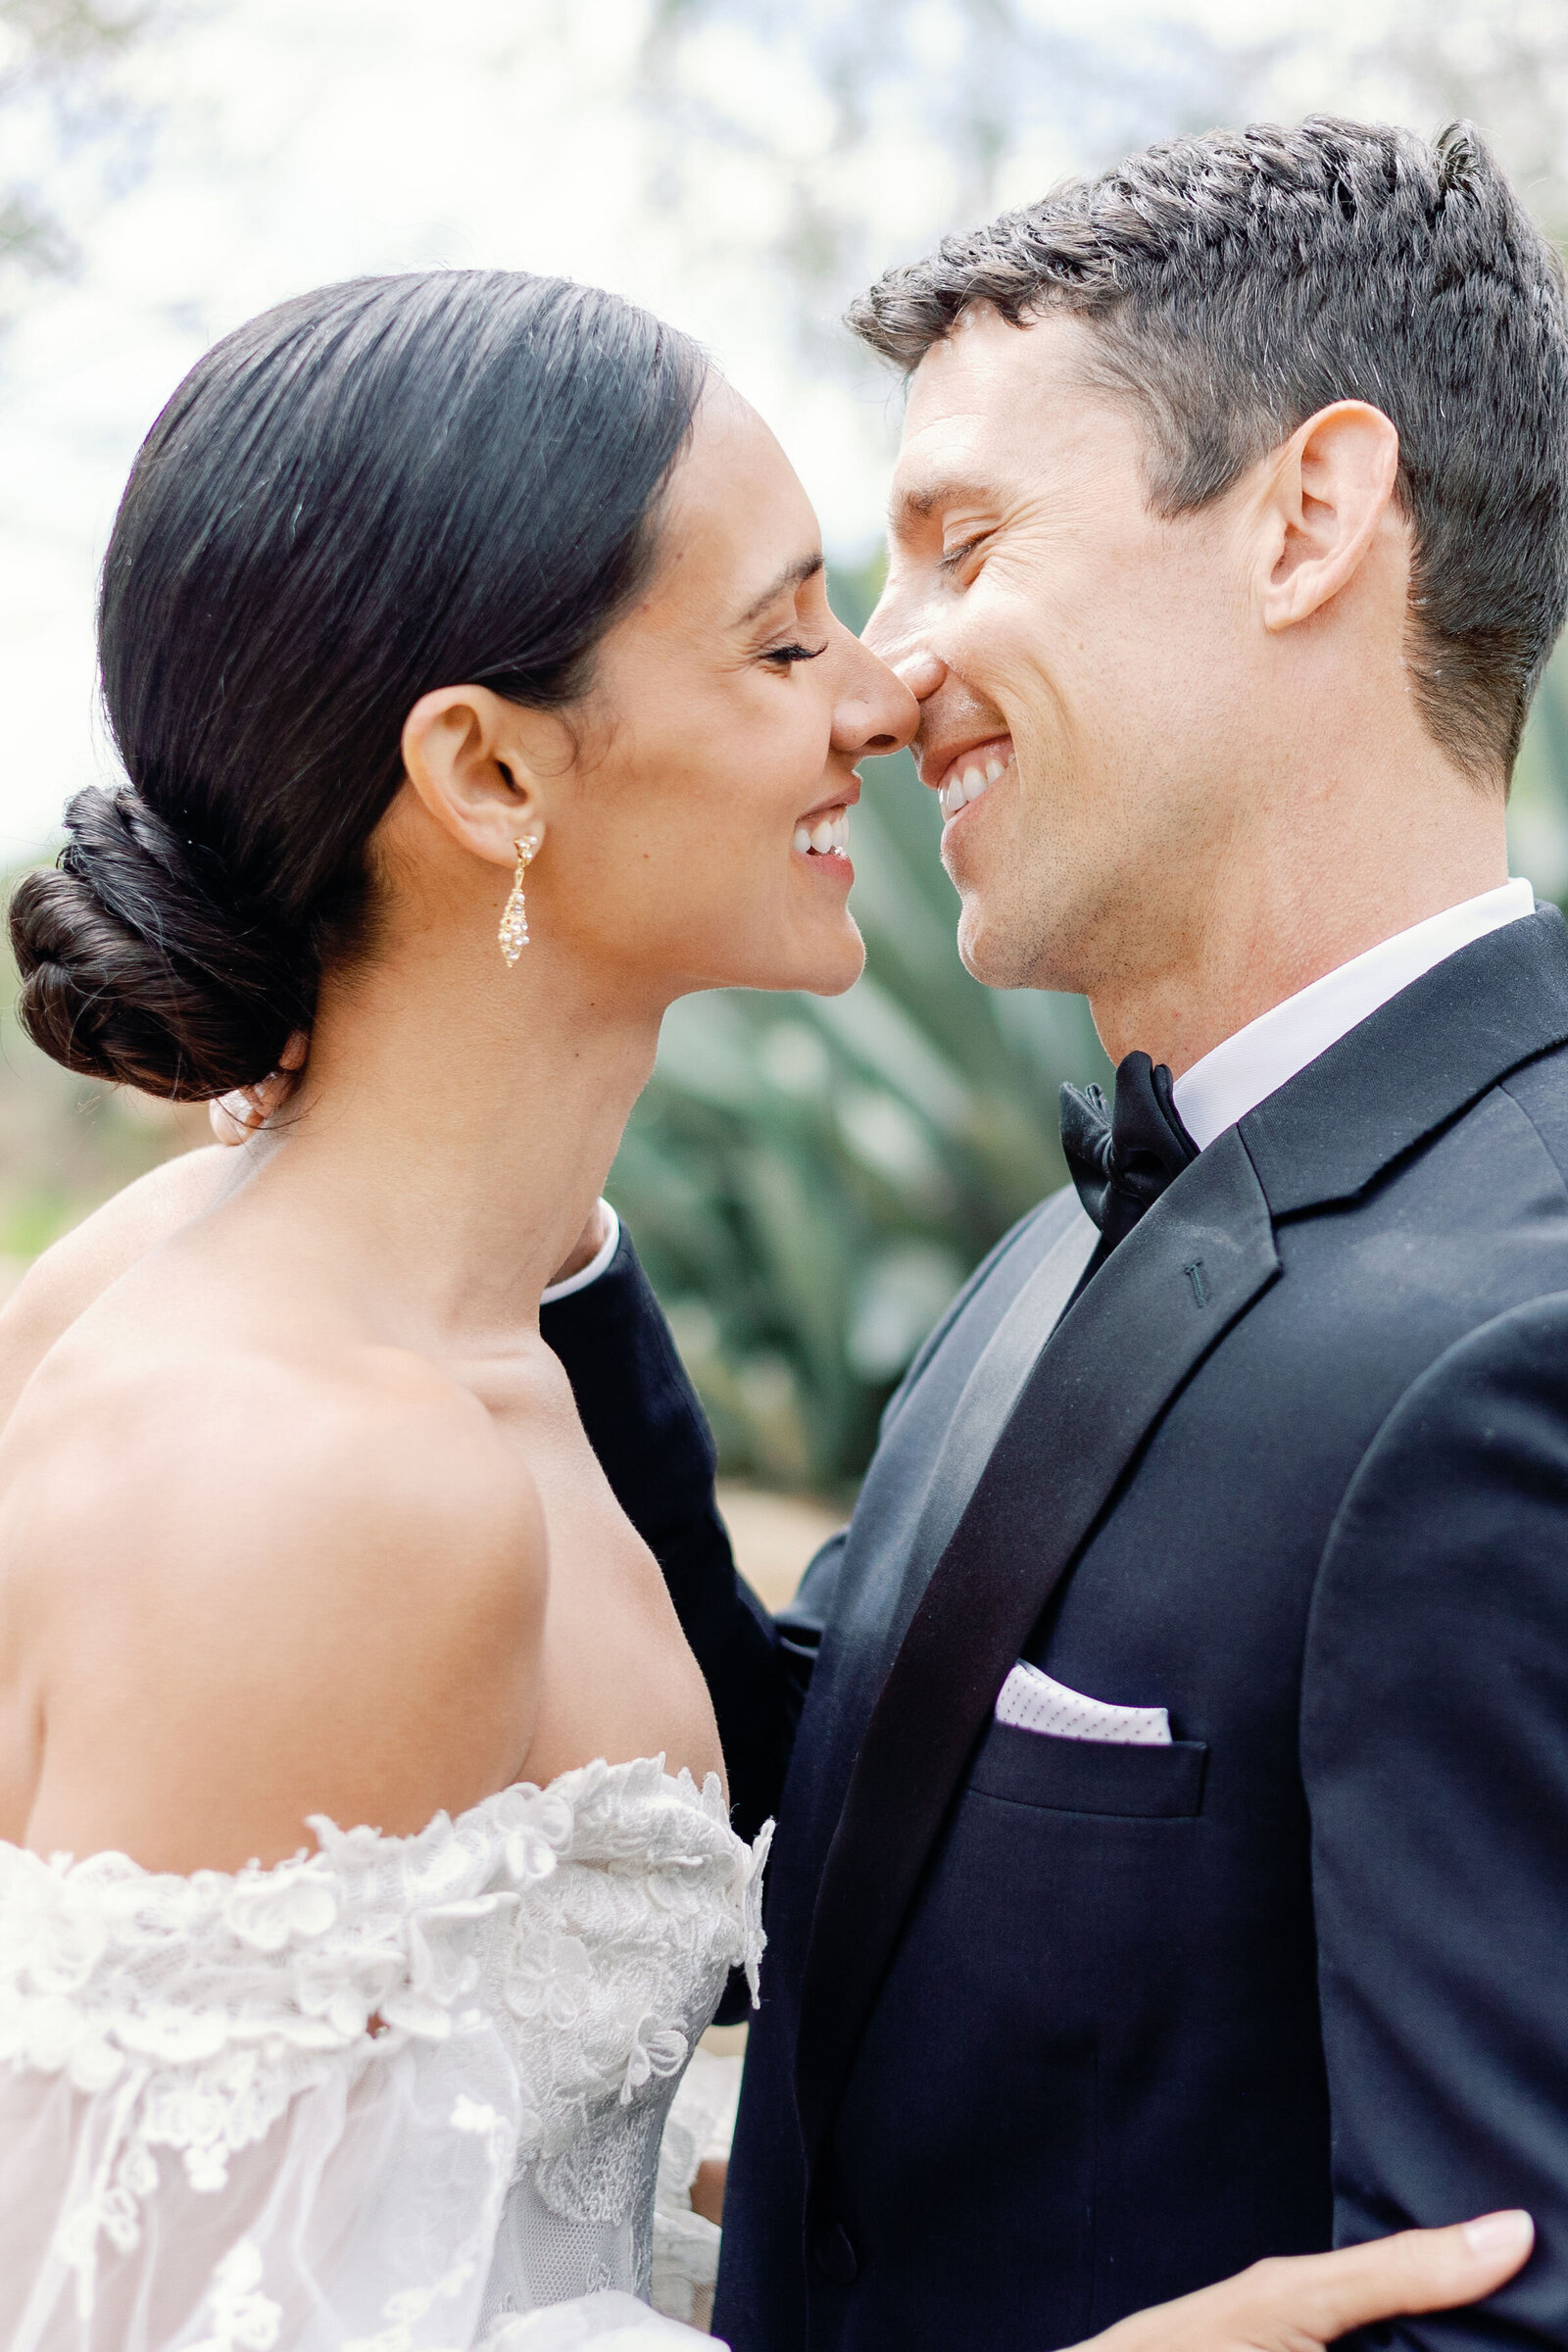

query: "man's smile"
xmin=932 ymin=736 xmax=1014 ymax=822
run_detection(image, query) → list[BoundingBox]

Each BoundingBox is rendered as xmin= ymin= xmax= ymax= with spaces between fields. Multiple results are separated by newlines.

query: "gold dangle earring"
xmin=498 ymin=837 xmax=538 ymax=966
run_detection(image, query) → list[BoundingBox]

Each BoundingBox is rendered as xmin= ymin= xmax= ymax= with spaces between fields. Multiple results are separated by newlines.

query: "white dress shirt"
xmin=1172 ymin=880 xmax=1538 ymax=1152
xmin=539 ymin=1203 xmax=621 ymax=1303
xmin=536 ymin=884 xmax=1537 ymax=1304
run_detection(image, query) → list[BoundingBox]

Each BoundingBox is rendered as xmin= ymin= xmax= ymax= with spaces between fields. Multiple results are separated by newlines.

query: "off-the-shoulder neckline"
xmin=3 ymin=1750 xmax=738 ymax=1890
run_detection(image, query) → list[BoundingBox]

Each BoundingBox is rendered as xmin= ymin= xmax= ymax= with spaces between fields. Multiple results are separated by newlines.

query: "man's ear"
xmin=400 ymin=685 xmax=564 ymax=869
xmin=1258 ymin=401 xmax=1401 ymax=634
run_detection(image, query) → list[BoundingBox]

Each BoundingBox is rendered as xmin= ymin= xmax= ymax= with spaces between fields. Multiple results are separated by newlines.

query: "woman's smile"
xmin=792 ymin=802 xmax=854 ymax=868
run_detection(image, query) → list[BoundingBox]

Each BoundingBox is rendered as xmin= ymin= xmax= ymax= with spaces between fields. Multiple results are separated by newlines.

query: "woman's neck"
xmin=239 ymin=932 xmax=662 ymax=1348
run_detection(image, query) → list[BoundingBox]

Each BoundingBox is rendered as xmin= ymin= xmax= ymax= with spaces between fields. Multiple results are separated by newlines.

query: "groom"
xmin=545 ymin=119 xmax=1568 ymax=2349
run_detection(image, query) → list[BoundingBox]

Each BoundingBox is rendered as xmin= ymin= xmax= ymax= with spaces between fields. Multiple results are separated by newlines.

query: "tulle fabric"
xmin=0 ymin=2026 xmax=520 ymax=2348
xmin=649 ymin=2050 xmax=742 ymax=2331
xmin=0 ymin=1759 xmax=767 ymax=2352
xmin=488 ymin=2293 xmax=710 ymax=2349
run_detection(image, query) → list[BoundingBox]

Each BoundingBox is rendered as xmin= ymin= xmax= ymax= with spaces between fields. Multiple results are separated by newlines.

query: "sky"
xmin=0 ymin=0 xmax=1554 ymax=859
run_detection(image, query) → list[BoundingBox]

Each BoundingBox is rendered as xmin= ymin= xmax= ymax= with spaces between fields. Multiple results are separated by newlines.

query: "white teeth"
xmin=940 ymin=772 xmax=986 ymax=817
xmin=796 ymin=808 xmax=852 ymax=857
xmin=939 ymin=746 xmax=1013 ymax=820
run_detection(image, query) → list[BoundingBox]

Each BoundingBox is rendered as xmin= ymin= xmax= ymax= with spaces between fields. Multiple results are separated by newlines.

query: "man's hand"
xmin=691 ymin=2156 xmax=726 ymax=2228
xmin=1073 ymin=2211 xmax=1534 ymax=2352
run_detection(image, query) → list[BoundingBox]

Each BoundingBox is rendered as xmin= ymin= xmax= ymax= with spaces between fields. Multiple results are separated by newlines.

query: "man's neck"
xmin=1090 ymin=823 xmax=1511 ymax=1079
xmin=1167 ymin=877 xmax=1536 ymax=1151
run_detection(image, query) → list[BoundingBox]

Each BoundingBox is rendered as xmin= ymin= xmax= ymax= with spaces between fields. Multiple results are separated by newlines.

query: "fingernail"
xmin=1463 ymin=2210 xmax=1533 ymax=2257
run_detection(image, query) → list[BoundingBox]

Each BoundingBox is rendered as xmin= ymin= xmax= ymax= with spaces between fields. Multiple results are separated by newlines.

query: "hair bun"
xmin=8 ymin=787 xmax=305 ymax=1100
xmin=18 ymin=274 xmax=704 ymax=1104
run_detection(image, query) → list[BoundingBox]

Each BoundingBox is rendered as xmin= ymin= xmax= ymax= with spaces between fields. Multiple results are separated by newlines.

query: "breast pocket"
xmin=968 ymin=1714 xmax=1208 ymax=1818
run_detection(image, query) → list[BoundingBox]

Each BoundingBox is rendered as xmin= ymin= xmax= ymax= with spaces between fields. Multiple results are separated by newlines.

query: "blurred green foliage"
xmin=0 ymin=556 xmax=1104 ymax=1482
xmin=609 ymin=557 xmax=1102 ymax=1490
xmin=612 ymin=580 xmax=1568 ymax=1490
xmin=0 ymin=970 xmax=199 ymax=1283
xmin=8 ymin=574 xmax=1568 ymax=1490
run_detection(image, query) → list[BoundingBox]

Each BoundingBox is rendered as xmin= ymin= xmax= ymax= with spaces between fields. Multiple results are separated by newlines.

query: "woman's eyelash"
xmin=762 ymin=640 xmax=830 ymax=668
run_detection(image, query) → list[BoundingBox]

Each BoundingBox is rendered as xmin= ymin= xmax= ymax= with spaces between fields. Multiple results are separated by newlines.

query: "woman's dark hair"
xmin=9 ymin=270 xmax=708 ymax=1097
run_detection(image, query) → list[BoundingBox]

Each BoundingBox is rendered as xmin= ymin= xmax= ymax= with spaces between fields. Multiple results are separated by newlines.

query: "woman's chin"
xmin=717 ymin=922 xmax=864 ymax=1001
xmin=667 ymin=909 xmax=865 ymax=1001
xmin=794 ymin=924 xmax=866 ymax=1000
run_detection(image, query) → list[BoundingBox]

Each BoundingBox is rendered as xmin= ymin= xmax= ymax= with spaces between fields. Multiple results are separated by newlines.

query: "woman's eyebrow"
xmin=734 ymin=551 xmax=824 ymax=627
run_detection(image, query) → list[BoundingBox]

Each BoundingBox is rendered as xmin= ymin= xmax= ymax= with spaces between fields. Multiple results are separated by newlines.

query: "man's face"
xmin=865 ymin=308 xmax=1256 ymax=1002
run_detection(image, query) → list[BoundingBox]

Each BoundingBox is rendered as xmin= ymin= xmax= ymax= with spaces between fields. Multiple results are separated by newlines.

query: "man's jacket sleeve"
xmin=1302 ymin=1296 xmax=1568 ymax=2352
xmin=538 ymin=1224 xmax=802 ymax=1847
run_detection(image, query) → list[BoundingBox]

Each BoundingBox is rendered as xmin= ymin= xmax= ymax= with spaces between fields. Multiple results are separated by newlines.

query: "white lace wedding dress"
xmin=0 ymin=1755 xmax=769 ymax=2352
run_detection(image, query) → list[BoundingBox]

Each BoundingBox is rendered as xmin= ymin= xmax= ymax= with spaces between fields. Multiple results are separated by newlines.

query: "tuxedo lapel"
xmin=894 ymin=1205 xmax=1101 ymax=1599
xmin=794 ymin=1126 xmax=1279 ymax=2180
xmin=791 ymin=908 xmax=1568 ymax=2191
xmin=830 ymin=1204 xmax=1101 ymax=1719
xmin=1242 ymin=904 xmax=1568 ymax=1214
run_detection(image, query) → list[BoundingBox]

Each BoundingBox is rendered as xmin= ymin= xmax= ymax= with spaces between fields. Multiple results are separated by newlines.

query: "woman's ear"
xmin=1258 ymin=401 xmax=1402 ymax=635
xmin=400 ymin=685 xmax=558 ymax=869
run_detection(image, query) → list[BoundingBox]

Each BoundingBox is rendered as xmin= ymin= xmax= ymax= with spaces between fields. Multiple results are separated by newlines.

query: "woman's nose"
xmin=835 ymin=659 xmax=920 ymax=757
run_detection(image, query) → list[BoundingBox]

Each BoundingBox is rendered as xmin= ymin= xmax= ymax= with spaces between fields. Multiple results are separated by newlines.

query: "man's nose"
xmin=888 ymin=646 xmax=945 ymax=701
xmin=863 ymin=578 xmax=945 ymax=702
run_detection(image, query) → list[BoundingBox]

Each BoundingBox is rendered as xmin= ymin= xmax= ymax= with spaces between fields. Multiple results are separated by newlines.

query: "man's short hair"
xmin=849 ymin=118 xmax=1568 ymax=780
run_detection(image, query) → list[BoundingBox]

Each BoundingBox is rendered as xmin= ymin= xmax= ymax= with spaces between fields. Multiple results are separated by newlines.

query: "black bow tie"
xmin=1059 ymin=1052 xmax=1200 ymax=1252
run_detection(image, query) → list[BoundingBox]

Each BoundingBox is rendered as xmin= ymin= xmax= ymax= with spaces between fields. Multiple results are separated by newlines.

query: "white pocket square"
xmin=996 ymin=1660 xmax=1172 ymax=1746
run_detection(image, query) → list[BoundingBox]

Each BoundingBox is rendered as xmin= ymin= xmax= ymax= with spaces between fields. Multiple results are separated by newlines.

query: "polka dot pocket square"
xmin=995 ymin=1660 xmax=1172 ymax=1746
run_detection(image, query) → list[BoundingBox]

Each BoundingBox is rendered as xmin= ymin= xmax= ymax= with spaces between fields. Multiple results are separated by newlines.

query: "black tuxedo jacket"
xmin=545 ymin=906 xmax=1568 ymax=2352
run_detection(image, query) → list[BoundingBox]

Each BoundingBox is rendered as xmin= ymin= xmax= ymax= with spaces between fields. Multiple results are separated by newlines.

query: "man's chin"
xmin=956 ymin=891 xmax=1089 ymax=995
xmin=956 ymin=897 xmax=1042 ymax=992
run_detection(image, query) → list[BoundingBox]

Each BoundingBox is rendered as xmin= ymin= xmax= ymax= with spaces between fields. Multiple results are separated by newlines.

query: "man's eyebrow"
xmin=888 ymin=472 xmax=995 ymax=536
xmin=735 ymin=551 xmax=825 ymax=627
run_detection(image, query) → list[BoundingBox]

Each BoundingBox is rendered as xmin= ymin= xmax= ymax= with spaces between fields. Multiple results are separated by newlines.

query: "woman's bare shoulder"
xmin=0 ymin=1148 xmax=236 ymax=1434
xmin=4 ymin=1331 xmax=549 ymax=1872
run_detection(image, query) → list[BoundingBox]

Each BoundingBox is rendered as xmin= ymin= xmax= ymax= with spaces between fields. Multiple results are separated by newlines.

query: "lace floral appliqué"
xmin=0 ymin=1757 xmax=767 ymax=2345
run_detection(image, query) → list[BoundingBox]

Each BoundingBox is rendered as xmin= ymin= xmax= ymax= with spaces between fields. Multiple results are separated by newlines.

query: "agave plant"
xmin=607 ymin=556 xmax=1105 ymax=1489
xmin=611 ymin=569 xmax=1568 ymax=1490
xmin=6 ymin=589 xmax=1568 ymax=1489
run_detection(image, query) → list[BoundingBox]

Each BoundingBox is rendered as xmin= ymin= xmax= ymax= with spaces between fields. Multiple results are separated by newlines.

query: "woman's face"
xmin=526 ymin=377 xmax=918 ymax=1003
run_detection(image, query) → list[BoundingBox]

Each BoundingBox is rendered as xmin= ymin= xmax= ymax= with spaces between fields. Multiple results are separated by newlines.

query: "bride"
xmin=0 ymin=270 xmax=1534 ymax=2350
